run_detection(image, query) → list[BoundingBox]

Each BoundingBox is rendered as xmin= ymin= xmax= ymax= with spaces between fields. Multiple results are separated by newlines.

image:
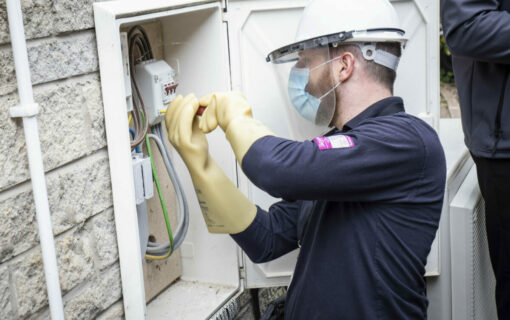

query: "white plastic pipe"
xmin=5 ymin=0 xmax=65 ymax=319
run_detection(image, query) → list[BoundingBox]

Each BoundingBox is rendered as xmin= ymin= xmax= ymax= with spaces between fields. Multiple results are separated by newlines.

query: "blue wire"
xmin=129 ymin=128 xmax=140 ymax=153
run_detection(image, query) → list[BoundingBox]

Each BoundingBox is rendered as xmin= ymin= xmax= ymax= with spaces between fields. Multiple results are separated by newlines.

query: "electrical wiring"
xmin=125 ymin=24 xmax=189 ymax=260
xmin=129 ymin=128 xmax=140 ymax=153
xmin=127 ymin=25 xmax=152 ymax=150
xmin=144 ymin=133 xmax=174 ymax=260
xmin=145 ymin=128 xmax=189 ymax=254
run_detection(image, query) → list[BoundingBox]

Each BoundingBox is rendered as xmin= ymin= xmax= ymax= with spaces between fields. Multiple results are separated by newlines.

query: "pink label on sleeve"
xmin=314 ymin=135 xmax=355 ymax=150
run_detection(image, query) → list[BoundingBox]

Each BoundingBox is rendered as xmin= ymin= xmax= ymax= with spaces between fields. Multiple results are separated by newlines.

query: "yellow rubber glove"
xmin=198 ymin=92 xmax=274 ymax=163
xmin=165 ymin=94 xmax=256 ymax=234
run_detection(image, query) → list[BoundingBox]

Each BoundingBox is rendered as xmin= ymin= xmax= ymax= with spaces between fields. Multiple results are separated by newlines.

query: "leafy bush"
xmin=440 ymin=35 xmax=454 ymax=84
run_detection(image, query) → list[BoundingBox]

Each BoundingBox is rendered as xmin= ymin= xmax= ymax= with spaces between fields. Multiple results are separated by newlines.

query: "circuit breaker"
xmin=134 ymin=60 xmax=178 ymax=125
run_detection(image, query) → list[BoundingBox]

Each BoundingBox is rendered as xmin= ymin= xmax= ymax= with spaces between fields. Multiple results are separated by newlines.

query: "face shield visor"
xmin=267 ymin=29 xmax=406 ymax=126
xmin=287 ymin=47 xmax=339 ymax=126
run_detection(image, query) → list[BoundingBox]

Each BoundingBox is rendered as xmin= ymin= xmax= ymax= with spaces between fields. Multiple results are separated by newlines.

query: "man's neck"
xmin=332 ymin=84 xmax=392 ymax=129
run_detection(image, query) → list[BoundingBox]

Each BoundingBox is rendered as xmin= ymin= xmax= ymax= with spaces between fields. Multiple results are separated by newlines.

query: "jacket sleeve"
xmin=230 ymin=201 xmax=300 ymax=263
xmin=441 ymin=0 xmax=510 ymax=64
xmin=241 ymin=117 xmax=444 ymax=203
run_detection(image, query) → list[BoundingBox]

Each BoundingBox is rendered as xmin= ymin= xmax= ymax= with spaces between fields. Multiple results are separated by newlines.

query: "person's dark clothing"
xmin=472 ymin=155 xmax=510 ymax=318
xmin=442 ymin=1 xmax=510 ymax=318
xmin=441 ymin=0 xmax=510 ymax=158
xmin=231 ymin=97 xmax=446 ymax=319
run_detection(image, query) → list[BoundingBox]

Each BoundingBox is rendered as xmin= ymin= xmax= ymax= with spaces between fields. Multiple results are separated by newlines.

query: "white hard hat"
xmin=267 ymin=0 xmax=408 ymax=64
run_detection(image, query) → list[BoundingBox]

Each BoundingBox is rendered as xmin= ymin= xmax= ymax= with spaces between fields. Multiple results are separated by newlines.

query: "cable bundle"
xmin=128 ymin=26 xmax=152 ymax=150
xmin=128 ymin=25 xmax=189 ymax=260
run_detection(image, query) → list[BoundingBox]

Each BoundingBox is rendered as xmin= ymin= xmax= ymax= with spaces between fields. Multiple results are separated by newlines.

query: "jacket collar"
xmin=341 ymin=96 xmax=405 ymax=131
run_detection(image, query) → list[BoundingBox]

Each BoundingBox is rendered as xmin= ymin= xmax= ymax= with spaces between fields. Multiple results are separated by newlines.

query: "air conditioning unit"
xmin=450 ymin=167 xmax=497 ymax=320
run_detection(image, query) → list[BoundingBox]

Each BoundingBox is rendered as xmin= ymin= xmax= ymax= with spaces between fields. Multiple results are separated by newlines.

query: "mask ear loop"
xmin=308 ymin=56 xmax=342 ymax=100
xmin=310 ymin=56 xmax=342 ymax=72
xmin=318 ymin=81 xmax=341 ymax=100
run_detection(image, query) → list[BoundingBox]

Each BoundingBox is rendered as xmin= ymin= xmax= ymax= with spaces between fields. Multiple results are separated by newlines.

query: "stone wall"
xmin=0 ymin=1 xmax=122 ymax=319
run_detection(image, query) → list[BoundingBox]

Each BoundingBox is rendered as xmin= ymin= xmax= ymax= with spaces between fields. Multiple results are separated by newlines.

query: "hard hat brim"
xmin=266 ymin=28 xmax=407 ymax=64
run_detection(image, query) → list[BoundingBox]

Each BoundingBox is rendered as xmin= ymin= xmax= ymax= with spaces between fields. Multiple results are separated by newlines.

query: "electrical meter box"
xmin=94 ymin=1 xmax=474 ymax=319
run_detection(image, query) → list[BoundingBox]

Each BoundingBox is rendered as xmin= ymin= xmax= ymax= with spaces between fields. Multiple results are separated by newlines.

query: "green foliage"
xmin=440 ymin=35 xmax=454 ymax=84
xmin=440 ymin=35 xmax=451 ymax=56
xmin=440 ymin=69 xmax=454 ymax=84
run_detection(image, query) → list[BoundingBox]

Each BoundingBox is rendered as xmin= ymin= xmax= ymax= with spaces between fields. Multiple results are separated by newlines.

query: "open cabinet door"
xmin=227 ymin=0 xmax=310 ymax=289
xmin=226 ymin=0 xmax=440 ymax=289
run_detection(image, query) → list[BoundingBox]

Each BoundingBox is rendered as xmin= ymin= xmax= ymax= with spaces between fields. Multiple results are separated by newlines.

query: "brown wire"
xmin=128 ymin=27 xmax=153 ymax=150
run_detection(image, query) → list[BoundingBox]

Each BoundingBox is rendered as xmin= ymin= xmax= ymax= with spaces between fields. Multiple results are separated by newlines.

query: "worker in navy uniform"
xmin=165 ymin=0 xmax=446 ymax=318
xmin=441 ymin=0 xmax=510 ymax=317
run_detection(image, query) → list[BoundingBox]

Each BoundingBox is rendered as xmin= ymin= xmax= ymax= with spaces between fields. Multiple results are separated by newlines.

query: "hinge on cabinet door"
xmin=222 ymin=11 xmax=229 ymax=22
xmin=238 ymin=266 xmax=246 ymax=280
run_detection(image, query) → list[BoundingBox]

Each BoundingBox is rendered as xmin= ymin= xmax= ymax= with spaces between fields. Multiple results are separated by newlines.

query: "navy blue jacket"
xmin=232 ymin=97 xmax=446 ymax=319
xmin=441 ymin=0 xmax=510 ymax=158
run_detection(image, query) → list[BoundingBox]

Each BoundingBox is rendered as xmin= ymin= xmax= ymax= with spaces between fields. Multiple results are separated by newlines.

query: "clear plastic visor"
xmin=288 ymin=47 xmax=338 ymax=126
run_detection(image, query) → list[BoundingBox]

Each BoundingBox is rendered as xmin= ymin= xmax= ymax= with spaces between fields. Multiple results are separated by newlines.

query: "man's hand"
xmin=198 ymin=91 xmax=254 ymax=133
xmin=165 ymin=94 xmax=208 ymax=172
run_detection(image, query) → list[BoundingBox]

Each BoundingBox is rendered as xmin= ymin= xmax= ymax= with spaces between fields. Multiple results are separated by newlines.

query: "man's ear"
xmin=337 ymin=52 xmax=355 ymax=82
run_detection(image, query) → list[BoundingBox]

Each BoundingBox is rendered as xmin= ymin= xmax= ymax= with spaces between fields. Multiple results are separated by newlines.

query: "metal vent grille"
xmin=472 ymin=200 xmax=497 ymax=320
xmin=450 ymin=168 xmax=497 ymax=320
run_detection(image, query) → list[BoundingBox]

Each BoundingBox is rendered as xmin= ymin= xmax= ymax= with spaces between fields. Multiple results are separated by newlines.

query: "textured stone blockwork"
xmin=0 ymin=151 xmax=112 ymax=262
xmin=53 ymin=0 xmax=96 ymax=34
xmin=89 ymin=208 xmax=118 ymax=271
xmin=10 ymin=210 xmax=119 ymax=318
xmin=0 ymin=265 xmax=13 ymax=319
xmin=0 ymin=31 xmax=99 ymax=96
xmin=0 ymin=0 xmax=54 ymax=44
xmin=56 ymin=227 xmax=96 ymax=293
xmin=0 ymin=74 xmax=106 ymax=191
xmin=64 ymin=264 xmax=122 ymax=320
xmin=12 ymin=228 xmax=93 ymax=317
xmin=0 ymin=1 xmax=122 ymax=319
xmin=11 ymin=249 xmax=50 ymax=317
xmin=96 ymin=301 xmax=124 ymax=320
xmin=0 ymin=0 xmax=100 ymax=45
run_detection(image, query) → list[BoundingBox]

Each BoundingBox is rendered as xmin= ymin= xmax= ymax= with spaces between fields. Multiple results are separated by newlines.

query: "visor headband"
xmin=357 ymin=43 xmax=400 ymax=71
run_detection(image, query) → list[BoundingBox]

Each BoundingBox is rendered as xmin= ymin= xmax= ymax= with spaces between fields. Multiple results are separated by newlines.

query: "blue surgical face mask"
xmin=288 ymin=58 xmax=340 ymax=125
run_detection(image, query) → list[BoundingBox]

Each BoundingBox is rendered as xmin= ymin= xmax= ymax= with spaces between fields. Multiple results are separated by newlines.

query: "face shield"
xmin=287 ymin=47 xmax=339 ymax=126
xmin=267 ymin=29 xmax=406 ymax=126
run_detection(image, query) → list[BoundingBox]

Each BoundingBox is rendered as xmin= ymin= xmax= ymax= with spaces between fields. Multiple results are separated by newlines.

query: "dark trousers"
xmin=472 ymin=155 xmax=510 ymax=319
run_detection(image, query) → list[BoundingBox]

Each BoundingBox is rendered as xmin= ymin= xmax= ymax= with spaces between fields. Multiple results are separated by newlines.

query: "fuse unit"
xmin=134 ymin=60 xmax=178 ymax=125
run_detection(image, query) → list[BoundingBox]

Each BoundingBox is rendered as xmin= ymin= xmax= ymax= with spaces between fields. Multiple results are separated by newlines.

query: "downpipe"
xmin=6 ymin=0 xmax=65 ymax=319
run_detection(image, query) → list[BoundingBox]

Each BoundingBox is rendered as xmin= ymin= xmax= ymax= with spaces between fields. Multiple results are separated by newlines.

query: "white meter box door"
xmin=227 ymin=0 xmax=440 ymax=289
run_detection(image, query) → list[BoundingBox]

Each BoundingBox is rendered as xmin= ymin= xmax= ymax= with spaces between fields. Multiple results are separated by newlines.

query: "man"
xmin=166 ymin=0 xmax=446 ymax=318
xmin=441 ymin=0 xmax=510 ymax=317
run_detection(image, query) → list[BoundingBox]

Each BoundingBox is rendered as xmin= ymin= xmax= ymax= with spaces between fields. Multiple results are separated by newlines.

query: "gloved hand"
xmin=165 ymin=94 xmax=209 ymax=172
xmin=198 ymin=92 xmax=274 ymax=163
xmin=165 ymin=94 xmax=256 ymax=234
